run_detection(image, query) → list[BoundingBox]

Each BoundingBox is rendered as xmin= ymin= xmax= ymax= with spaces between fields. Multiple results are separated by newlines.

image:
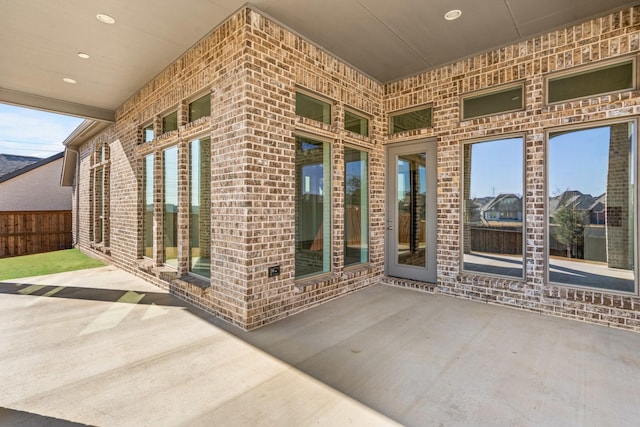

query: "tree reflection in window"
xmin=547 ymin=122 xmax=635 ymax=292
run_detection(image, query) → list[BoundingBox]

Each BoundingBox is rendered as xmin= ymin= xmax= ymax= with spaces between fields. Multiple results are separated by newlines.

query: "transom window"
xmin=142 ymin=123 xmax=154 ymax=143
xmin=461 ymin=83 xmax=524 ymax=120
xmin=390 ymin=106 xmax=432 ymax=134
xmin=547 ymin=121 xmax=636 ymax=292
xmin=162 ymin=111 xmax=178 ymax=134
xmin=344 ymin=110 xmax=369 ymax=137
xmin=546 ymin=57 xmax=636 ymax=104
xmin=189 ymin=94 xmax=211 ymax=122
xmin=296 ymin=92 xmax=331 ymax=124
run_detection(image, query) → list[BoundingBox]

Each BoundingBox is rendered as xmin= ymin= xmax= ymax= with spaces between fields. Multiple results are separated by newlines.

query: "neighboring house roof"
xmin=549 ymin=190 xmax=596 ymax=213
xmin=0 ymin=153 xmax=41 ymax=178
xmin=0 ymin=152 xmax=64 ymax=184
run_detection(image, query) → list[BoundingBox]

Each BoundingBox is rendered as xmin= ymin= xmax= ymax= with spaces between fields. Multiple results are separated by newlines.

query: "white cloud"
xmin=0 ymin=104 xmax=84 ymax=158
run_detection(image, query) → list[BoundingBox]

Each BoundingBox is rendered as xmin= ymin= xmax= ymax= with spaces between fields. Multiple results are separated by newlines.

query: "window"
xmin=143 ymin=154 xmax=154 ymax=259
xmin=547 ymin=121 xmax=635 ymax=292
xmin=92 ymin=143 xmax=109 ymax=246
xmin=296 ymin=92 xmax=331 ymax=124
xmin=163 ymin=146 xmax=178 ymax=268
xmin=189 ymin=137 xmax=211 ymax=278
xmin=162 ymin=111 xmax=178 ymax=134
xmin=95 ymin=168 xmax=104 ymax=244
xmin=295 ymin=135 xmax=331 ymax=278
xmin=344 ymin=147 xmax=368 ymax=266
xmin=462 ymin=137 xmax=524 ymax=278
xmin=143 ymin=123 xmax=154 ymax=142
xmin=546 ymin=58 xmax=635 ymax=104
xmin=189 ymin=94 xmax=211 ymax=122
xmin=344 ymin=110 xmax=369 ymax=137
xmin=462 ymin=84 xmax=524 ymax=120
xmin=390 ymin=106 xmax=432 ymax=134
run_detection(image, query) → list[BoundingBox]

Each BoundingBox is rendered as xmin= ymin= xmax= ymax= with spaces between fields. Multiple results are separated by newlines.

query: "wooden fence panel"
xmin=0 ymin=211 xmax=72 ymax=258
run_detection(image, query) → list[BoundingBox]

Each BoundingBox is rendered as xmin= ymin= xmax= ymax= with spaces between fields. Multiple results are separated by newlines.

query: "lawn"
xmin=0 ymin=249 xmax=105 ymax=281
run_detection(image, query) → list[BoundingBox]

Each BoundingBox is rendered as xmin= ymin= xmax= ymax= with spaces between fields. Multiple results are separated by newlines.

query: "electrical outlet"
xmin=268 ymin=265 xmax=280 ymax=277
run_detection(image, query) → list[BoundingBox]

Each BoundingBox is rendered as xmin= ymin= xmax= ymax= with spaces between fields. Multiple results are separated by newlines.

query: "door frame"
xmin=385 ymin=139 xmax=438 ymax=282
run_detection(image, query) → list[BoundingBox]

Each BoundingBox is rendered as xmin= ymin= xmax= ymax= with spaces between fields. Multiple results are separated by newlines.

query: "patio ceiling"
xmin=0 ymin=0 xmax=637 ymax=121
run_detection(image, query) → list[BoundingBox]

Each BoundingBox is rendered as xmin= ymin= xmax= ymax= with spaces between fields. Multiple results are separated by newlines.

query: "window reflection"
xmin=295 ymin=136 xmax=331 ymax=278
xmin=189 ymin=138 xmax=211 ymax=278
xmin=143 ymin=154 xmax=154 ymax=258
xmin=547 ymin=122 xmax=635 ymax=292
xmin=462 ymin=137 xmax=524 ymax=277
xmin=164 ymin=146 xmax=178 ymax=268
xmin=344 ymin=147 xmax=368 ymax=266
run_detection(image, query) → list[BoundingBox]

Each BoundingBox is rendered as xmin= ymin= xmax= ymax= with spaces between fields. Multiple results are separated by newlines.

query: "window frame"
xmin=161 ymin=110 xmax=179 ymax=134
xmin=343 ymin=144 xmax=370 ymax=268
xmin=388 ymin=104 xmax=433 ymax=135
xmin=142 ymin=153 xmax=154 ymax=260
xmin=295 ymin=89 xmax=333 ymax=125
xmin=344 ymin=108 xmax=370 ymax=137
xmin=141 ymin=122 xmax=155 ymax=143
xmin=544 ymin=118 xmax=639 ymax=295
xmin=459 ymin=133 xmax=527 ymax=280
xmin=294 ymin=132 xmax=333 ymax=280
xmin=544 ymin=55 xmax=638 ymax=106
xmin=162 ymin=145 xmax=179 ymax=269
xmin=187 ymin=92 xmax=211 ymax=123
xmin=460 ymin=81 xmax=525 ymax=121
xmin=188 ymin=134 xmax=212 ymax=279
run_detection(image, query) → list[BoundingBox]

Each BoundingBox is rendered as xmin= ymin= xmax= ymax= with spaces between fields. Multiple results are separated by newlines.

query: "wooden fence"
xmin=0 ymin=211 xmax=72 ymax=258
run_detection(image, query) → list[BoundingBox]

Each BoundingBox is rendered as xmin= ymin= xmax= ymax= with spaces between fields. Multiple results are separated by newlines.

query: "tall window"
xmin=462 ymin=137 xmax=524 ymax=278
xmin=164 ymin=146 xmax=178 ymax=268
xmin=143 ymin=154 xmax=154 ymax=258
xmin=189 ymin=137 xmax=211 ymax=277
xmin=95 ymin=168 xmax=104 ymax=243
xmin=295 ymin=135 xmax=331 ymax=278
xmin=547 ymin=121 xmax=636 ymax=292
xmin=344 ymin=147 xmax=368 ymax=266
xmin=92 ymin=143 xmax=108 ymax=246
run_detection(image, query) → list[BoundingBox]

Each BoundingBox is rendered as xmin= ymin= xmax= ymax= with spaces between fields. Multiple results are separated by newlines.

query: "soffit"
xmin=0 ymin=0 xmax=636 ymax=120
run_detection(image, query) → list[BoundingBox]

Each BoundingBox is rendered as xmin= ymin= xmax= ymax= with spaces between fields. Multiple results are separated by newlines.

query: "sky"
xmin=0 ymin=104 xmax=84 ymax=159
xmin=470 ymin=128 xmax=618 ymax=199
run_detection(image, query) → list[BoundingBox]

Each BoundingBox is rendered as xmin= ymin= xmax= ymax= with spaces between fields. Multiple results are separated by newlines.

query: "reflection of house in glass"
xmin=549 ymin=190 xmax=607 ymax=262
xmin=479 ymin=194 xmax=522 ymax=226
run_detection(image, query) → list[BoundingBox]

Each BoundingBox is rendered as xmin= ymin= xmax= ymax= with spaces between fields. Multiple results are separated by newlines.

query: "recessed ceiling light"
xmin=444 ymin=9 xmax=462 ymax=21
xmin=77 ymin=52 xmax=90 ymax=59
xmin=96 ymin=13 xmax=115 ymax=24
xmin=63 ymin=77 xmax=77 ymax=84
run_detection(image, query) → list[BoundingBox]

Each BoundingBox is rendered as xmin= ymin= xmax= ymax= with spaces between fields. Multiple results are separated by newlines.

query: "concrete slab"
xmin=2 ymin=265 xmax=640 ymax=426
xmin=0 ymin=266 xmax=398 ymax=426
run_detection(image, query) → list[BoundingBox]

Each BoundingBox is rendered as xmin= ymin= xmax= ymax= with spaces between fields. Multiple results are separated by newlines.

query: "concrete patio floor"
xmin=1 ymin=266 xmax=640 ymax=426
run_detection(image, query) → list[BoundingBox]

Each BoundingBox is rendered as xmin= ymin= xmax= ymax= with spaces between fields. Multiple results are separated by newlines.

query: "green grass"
xmin=0 ymin=249 xmax=105 ymax=281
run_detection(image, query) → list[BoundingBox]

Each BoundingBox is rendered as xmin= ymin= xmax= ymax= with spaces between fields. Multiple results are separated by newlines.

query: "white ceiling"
xmin=0 ymin=0 xmax=637 ymax=121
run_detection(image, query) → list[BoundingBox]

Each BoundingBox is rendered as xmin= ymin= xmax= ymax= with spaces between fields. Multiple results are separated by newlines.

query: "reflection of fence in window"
xmin=547 ymin=121 xmax=635 ymax=292
xmin=470 ymin=227 xmax=522 ymax=254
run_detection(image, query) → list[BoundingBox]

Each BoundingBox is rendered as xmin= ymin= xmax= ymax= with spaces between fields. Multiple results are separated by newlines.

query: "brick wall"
xmin=72 ymin=6 xmax=640 ymax=331
xmin=384 ymin=7 xmax=640 ymax=331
